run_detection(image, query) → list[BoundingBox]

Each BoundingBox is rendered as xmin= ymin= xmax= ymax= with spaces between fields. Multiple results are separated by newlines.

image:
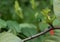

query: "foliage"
xmin=0 ymin=32 xmax=23 ymax=42
xmin=0 ymin=0 xmax=60 ymax=42
xmin=53 ymin=0 xmax=60 ymax=20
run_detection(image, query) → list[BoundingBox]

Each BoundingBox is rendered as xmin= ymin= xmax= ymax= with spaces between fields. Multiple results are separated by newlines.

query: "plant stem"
xmin=23 ymin=26 xmax=60 ymax=42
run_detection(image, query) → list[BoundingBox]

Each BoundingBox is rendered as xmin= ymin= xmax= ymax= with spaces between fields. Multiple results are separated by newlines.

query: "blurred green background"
xmin=0 ymin=0 xmax=60 ymax=42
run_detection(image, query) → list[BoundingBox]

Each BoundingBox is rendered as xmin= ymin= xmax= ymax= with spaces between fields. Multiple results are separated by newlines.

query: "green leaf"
xmin=30 ymin=0 xmax=36 ymax=9
xmin=40 ymin=22 xmax=49 ymax=30
xmin=14 ymin=0 xmax=24 ymax=19
xmin=0 ymin=32 xmax=23 ymax=42
xmin=6 ymin=21 xmax=21 ymax=34
xmin=53 ymin=0 xmax=60 ymax=20
xmin=0 ymin=19 xmax=7 ymax=28
xmin=20 ymin=23 xmax=37 ymax=36
xmin=19 ymin=23 xmax=36 ymax=30
xmin=53 ymin=19 xmax=60 ymax=26
xmin=19 ymin=23 xmax=45 ymax=42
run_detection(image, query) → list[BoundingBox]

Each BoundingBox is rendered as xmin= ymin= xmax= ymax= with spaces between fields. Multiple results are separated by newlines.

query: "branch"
xmin=22 ymin=26 xmax=60 ymax=42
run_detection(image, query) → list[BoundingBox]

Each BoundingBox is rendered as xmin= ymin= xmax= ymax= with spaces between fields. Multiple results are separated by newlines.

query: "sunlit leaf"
xmin=41 ymin=8 xmax=51 ymax=16
xmin=15 ymin=0 xmax=24 ymax=19
xmin=53 ymin=0 xmax=60 ymax=20
xmin=0 ymin=32 xmax=23 ymax=42
xmin=30 ymin=0 xmax=36 ymax=9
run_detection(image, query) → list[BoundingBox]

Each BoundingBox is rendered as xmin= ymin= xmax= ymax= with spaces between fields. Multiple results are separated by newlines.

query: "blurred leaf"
xmin=0 ymin=32 xmax=23 ymax=42
xmin=30 ymin=0 xmax=36 ymax=9
xmin=0 ymin=19 xmax=7 ymax=28
xmin=35 ymin=12 xmax=39 ymax=18
xmin=50 ymin=0 xmax=53 ymax=5
xmin=39 ymin=22 xmax=49 ymax=31
xmin=53 ymin=0 xmax=60 ymax=20
xmin=53 ymin=19 xmax=60 ymax=26
xmin=14 ymin=0 xmax=24 ymax=19
xmin=51 ymin=15 xmax=56 ymax=22
xmin=41 ymin=8 xmax=51 ymax=16
xmin=6 ymin=21 xmax=20 ymax=35
xmin=19 ymin=23 xmax=37 ymax=31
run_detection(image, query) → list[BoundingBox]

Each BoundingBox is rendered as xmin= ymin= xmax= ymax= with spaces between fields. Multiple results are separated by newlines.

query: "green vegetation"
xmin=0 ymin=0 xmax=60 ymax=42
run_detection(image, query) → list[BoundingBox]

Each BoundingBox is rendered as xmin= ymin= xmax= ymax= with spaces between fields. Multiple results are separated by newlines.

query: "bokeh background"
xmin=0 ymin=0 xmax=60 ymax=42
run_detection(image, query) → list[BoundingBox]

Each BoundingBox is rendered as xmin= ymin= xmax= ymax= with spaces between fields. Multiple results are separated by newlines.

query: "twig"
xmin=22 ymin=26 xmax=60 ymax=42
